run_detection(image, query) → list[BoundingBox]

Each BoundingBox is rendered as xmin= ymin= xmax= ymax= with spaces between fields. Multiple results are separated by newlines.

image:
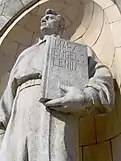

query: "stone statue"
xmin=0 ymin=9 xmax=115 ymax=161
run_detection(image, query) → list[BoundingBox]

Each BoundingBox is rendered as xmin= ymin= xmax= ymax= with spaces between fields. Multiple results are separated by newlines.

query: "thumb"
xmin=59 ymin=84 xmax=71 ymax=93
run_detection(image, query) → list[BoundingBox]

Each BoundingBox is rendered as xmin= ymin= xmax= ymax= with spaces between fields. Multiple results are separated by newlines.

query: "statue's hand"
xmin=44 ymin=85 xmax=85 ymax=113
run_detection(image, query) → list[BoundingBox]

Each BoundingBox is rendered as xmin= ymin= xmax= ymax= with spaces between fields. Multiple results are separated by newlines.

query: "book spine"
xmin=40 ymin=37 xmax=51 ymax=102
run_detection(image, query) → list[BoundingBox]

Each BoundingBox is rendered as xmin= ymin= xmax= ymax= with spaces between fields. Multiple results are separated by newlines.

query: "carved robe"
xmin=0 ymin=36 xmax=114 ymax=161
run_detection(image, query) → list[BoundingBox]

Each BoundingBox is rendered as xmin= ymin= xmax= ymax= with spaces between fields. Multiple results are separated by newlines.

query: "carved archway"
xmin=0 ymin=0 xmax=121 ymax=161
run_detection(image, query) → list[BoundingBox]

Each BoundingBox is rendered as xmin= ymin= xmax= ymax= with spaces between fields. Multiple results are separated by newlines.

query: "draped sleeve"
xmin=0 ymin=53 xmax=25 ymax=128
xmin=83 ymin=46 xmax=115 ymax=114
xmin=0 ymin=52 xmax=25 ymax=149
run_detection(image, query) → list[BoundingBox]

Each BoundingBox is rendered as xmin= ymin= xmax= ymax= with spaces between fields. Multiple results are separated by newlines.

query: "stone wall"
xmin=115 ymin=0 xmax=121 ymax=12
xmin=1 ymin=0 xmax=121 ymax=161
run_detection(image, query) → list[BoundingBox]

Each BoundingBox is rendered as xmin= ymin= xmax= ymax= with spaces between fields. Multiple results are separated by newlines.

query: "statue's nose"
xmin=41 ymin=18 xmax=46 ymax=23
xmin=41 ymin=15 xmax=49 ymax=23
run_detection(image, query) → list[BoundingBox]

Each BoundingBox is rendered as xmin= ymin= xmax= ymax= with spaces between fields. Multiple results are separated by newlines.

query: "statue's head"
xmin=40 ymin=9 xmax=65 ymax=37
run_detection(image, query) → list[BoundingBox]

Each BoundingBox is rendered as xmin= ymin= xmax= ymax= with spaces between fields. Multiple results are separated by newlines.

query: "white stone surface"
xmin=83 ymin=3 xmax=104 ymax=47
xmin=2 ymin=0 xmax=24 ymax=19
xmin=81 ymin=3 xmax=93 ymax=30
xmin=0 ymin=4 xmax=4 ymax=15
xmin=92 ymin=16 xmax=115 ymax=68
xmin=110 ymin=21 xmax=121 ymax=47
xmin=93 ymin=0 xmax=114 ymax=9
xmin=0 ymin=15 xmax=8 ymax=29
xmin=105 ymin=4 xmax=121 ymax=23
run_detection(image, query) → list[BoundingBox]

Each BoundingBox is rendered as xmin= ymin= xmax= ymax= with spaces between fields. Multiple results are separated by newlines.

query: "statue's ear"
xmin=57 ymin=14 xmax=61 ymax=24
xmin=57 ymin=15 xmax=65 ymax=30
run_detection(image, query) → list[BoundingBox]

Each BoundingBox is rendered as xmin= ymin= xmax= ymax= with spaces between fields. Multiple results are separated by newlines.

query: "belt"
xmin=18 ymin=79 xmax=42 ymax=92
xmin=12 ymin=73 xmax=42 ymax=96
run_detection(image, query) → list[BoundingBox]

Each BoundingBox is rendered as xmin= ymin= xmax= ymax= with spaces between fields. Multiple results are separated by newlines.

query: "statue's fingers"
xmin=59 ymin=84 xmax=70 ymax=93
xmin=44 ymin=97 xmax=64 ymax=107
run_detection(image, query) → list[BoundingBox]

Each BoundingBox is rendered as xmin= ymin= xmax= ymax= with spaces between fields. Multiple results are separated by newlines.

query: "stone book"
xmin=40 ymin=36 xmax=89 ymax=102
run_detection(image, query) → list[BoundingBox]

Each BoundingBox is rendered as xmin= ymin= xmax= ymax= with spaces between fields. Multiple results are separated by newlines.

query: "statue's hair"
xmin=45 ymin=9 xmax=65 ymax=32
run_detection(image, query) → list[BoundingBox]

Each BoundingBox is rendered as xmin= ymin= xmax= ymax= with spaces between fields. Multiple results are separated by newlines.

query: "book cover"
xmin=40 ymin=36 xmax=89 ymax=102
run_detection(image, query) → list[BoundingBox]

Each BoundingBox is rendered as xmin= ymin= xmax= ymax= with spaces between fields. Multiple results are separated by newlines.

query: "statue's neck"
xmin=43 ymin=34 xmax=61 ymax=40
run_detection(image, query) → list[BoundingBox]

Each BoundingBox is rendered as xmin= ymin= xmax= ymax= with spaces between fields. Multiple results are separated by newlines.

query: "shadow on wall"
xmin=115 ymin=80 xmax=121 ymax=123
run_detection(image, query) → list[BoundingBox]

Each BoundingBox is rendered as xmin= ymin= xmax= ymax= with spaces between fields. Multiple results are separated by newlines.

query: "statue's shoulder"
xmin=86 ymin=45 xmax=95 ymax=58
xmin=76 ymin=43 xmax=93 ymax=58
xmin=18 ymin=38 xmax=43 ymax=57
xmin=73 ymin=40 xmax=93 ymax=57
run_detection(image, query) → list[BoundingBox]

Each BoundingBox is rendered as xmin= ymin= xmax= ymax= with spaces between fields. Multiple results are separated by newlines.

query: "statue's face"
xmin=40 ymin=13 xmax=60 ymax=36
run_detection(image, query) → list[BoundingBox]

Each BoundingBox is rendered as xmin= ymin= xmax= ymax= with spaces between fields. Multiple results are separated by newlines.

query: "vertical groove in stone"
xmin=93 ymin=116 xmax=98 ymax=144
xmin=110 ymin=139 xmax=114 ymax=161
xmin=49 ymin=110 xmax=52 ymax=161
xmin=82 ymin=146 xmax=84 ymax=161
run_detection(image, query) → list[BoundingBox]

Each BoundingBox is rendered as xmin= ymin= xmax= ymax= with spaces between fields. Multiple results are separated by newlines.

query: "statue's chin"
xmin=41 ymin=26 xmax=60 ymax=37
xmin=41 ymin=27 xmax=47 ymax=33
xmin=41 ymin=30 xmax=58 ymax=37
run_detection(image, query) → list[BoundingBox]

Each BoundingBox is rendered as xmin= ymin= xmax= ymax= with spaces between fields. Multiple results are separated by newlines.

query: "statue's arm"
xmin=83 ymin=46 xmax=115 ymax=113
xmin=0 ymin=79 xmax=14 ymax=127
xmin=43 ymin=46 xmax=115 ymax=114
xmin=0 ymin=52 xmax=25 ymax=146
xmin=0 ymin=77 xmax=14 ymax=147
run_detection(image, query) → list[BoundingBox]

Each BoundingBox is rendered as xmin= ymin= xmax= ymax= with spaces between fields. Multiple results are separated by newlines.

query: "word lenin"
xmin=50 ymin=38 xmax=86 ymax=71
